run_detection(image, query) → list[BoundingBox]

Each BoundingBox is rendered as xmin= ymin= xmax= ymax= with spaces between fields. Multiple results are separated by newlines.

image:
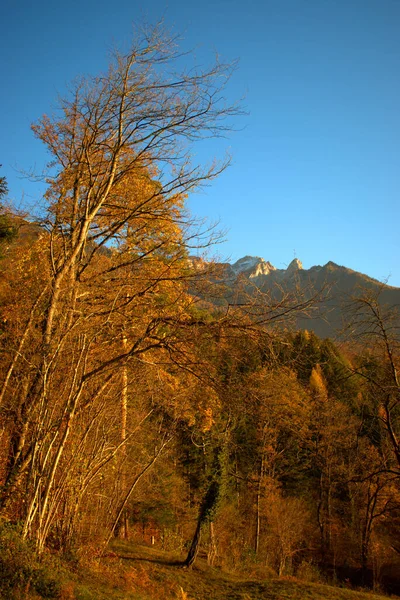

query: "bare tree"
xmin=344 ymin=290 xmax=400 ymax=473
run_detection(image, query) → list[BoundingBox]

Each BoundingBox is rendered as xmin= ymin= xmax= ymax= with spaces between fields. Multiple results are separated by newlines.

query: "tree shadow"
xmin=118 ymin=554 xmax=184 ymax=567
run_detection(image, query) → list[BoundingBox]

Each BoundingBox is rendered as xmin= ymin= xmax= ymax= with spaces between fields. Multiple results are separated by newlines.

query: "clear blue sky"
xmin=1 ymin=0 xmax=399 ymax=284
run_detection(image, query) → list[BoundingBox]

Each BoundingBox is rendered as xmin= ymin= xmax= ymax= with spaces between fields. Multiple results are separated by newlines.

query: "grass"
xmin=0 ymin=531 xmax=397 ymax=600
xmin=98 ymin=540 xmax=396 ymax=600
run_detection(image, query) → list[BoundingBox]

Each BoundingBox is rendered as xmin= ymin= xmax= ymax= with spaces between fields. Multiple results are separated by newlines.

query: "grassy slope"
xmin=67 ymin=541 xmax=396 ymax=600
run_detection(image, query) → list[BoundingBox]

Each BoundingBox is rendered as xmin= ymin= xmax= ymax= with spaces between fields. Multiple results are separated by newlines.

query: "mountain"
xmin=2 ymin=216 xmax=398 ymax=340
xmin=197 ymin=255 xmax=400 ymax=339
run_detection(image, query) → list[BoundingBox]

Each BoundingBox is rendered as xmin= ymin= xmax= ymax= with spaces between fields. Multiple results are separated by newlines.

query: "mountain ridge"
xmin=221 ymin=255 xmax=398 ymax=290
xmin=192 ymin=254 xmax=400 ymax=339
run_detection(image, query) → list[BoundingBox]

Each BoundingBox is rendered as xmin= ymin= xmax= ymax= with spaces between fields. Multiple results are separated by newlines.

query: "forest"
xmin=0 ymin=24 xmax=399 ymax=600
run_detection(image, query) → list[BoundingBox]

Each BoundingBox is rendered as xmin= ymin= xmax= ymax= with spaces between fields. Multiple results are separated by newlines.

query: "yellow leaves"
xmin=178 ymin=587 xmax=196 ymax=600
xmin=144 ymin=365 xmax=218 ymax=432
xmin=158 ymin=368 xmax=181 ymax=393
xmin=309 ymin=364 xmax=328 ymax=401
xmin=200 ymin=407 xmax=214 ymax=433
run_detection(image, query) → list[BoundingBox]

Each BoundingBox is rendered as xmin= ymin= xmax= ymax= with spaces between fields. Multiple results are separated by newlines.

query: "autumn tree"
xmin=0 ymin=168 xmax=7 ymax=206
xmin=0 ymin=169 xmax=17 ymax=248
xmin=0 ymin=24 xmax=240 ymax=553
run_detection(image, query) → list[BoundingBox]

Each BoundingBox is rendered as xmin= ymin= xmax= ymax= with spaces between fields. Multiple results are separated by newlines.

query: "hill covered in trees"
xmin=1 ymin=24 xmax=400 ymax=600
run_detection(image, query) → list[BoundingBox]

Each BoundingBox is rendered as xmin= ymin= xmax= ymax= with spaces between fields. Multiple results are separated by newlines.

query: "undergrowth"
xmin=0 ymin=525 xmax=396 ymax=600
xmin=0 ymin=520 xmax=70 ymax=599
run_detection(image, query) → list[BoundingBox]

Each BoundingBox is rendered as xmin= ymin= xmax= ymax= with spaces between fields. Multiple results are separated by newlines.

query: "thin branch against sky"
xmin=1 ymin=0 xmax=399 ymax=284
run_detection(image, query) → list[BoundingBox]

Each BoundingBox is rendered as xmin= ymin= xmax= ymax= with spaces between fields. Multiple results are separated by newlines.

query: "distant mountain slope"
xmin=198 ymin=256 xmax=400 ymax=338
xmin=2 ymin=217 xmax=398 ymax=340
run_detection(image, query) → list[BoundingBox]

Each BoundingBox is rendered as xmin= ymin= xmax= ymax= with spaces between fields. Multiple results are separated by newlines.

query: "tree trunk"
xmin=183 ymin=480 xmax=220 ymax=568
xmin=102 ymin=437 xmax=171 ymax=554
xmin=184 ymin=519 xmax=202 ymax=568
xmin=254 ymin=453 xmax=264 ymax=555
xmin=117 ymin=334 xmax=129 ymax=539
xmin=207 ymin=521 xmax=217 ymax=566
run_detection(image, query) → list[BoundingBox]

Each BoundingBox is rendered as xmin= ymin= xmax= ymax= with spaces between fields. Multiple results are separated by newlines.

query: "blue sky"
xmin=1 ymin=0 xmax=399 ymax=284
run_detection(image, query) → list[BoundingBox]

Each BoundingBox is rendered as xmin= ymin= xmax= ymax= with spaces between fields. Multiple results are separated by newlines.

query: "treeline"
xmin=0 ymin=24 xmax=399 ymax=595
xmin=171 ymin=327 xmax=400 ymax=585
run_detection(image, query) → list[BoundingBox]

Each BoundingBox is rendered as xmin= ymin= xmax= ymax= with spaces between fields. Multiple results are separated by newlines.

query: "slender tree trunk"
xmin=102 ymin=437 xmax=171 ymax=554
xmin=119 ymin=334 xmax=129 ymax=539
xmin=254 ymin=453 xmax=264 ymax=555
xmin=0 ymin=289 xmax=47 ymax=407
xmin=207 ymin=521 xmax=217 ymax=566
xmin=184 ymin=518 xmax=203 ymax=568
xmin=317 ymin=471 xmax=327 ymax=561
xmin=183 ymin=480 xmax=220 ymax=568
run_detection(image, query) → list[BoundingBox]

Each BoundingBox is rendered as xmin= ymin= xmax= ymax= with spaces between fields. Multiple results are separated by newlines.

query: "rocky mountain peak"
xmin=232 ymin=256 xmax=276 ymax=278
xmin=286 ymin=258 xmax=303 ymax=274
xmin=230 ymin=256 xmax=305 ymax=279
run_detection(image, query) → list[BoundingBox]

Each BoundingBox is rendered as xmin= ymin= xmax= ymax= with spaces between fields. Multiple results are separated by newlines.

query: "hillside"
xmin=2 ymin=537 xmax=396 ymax=600
xmin=3 ymin=220 xmax=398 ymax=341
xmin=196 ymin=255 xmax=400 ymax=338
xmin=106 ymin=542 xmax=400 ymax=600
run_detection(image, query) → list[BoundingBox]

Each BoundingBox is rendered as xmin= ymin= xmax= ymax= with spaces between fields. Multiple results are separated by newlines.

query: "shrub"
xmin=296 ymin=560 xmax=324 ymax=583
xmin=0 ymin=520 xmax=68 ymax=599
xmin=0 ymin=521 xmax=35 ymax=597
